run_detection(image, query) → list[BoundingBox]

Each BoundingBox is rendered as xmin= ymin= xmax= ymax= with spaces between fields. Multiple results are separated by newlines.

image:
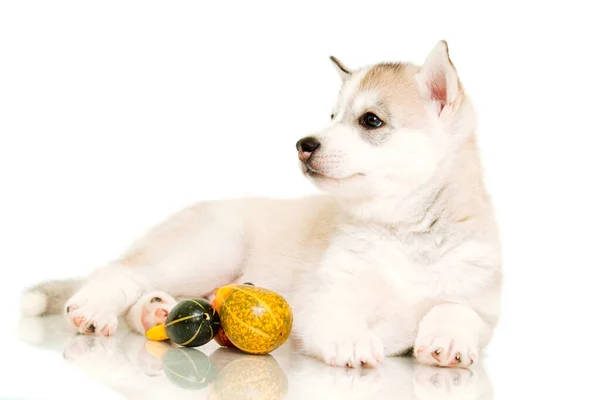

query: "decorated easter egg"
xmin=213 ymin=283 xmax=293 ymax=354
xmin=146 ymin=299 xmax=220 ymax=347
xmin=213 ymin=326 xmax=236 ymax=348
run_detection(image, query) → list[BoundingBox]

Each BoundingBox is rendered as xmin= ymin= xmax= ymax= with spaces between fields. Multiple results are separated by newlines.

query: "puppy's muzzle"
xmin=296 ymin=137 xmax=321 ymax=162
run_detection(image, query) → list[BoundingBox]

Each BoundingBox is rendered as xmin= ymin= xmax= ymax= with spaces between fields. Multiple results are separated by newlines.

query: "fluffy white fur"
xmin=20 ymin=41 xmax=502 ymax=369
xmin=20 ymin=290 xmax=47 ymax=317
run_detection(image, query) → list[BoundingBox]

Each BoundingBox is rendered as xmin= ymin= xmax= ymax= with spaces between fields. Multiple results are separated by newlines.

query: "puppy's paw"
xmin=414 ymin=334 xmax=477 ymax=368
xmin=125 ymin=291 xmax=177 ymax=335
xmin=65 ymin=290 xmax=119 ymax=336
xmin=414 ymin=304 xmax=481 ymax=368
xmin=310 ymin=331 xmax=384 ymax=368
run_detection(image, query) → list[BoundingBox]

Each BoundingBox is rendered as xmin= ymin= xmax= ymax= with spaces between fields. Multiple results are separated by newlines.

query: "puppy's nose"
xmin=296 ymin=137 xmax=321 ymax=161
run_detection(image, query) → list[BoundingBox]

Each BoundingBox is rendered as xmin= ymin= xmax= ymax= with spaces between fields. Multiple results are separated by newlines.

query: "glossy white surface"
xmin=4 ymin=309 xmax=596 ymax=400
xmin=10 ymin=315 xmax=493 ymax=400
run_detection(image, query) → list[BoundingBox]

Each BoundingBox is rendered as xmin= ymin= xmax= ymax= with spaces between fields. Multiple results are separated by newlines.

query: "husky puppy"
xmin=20 ymin=41 xmax=502 ymax=369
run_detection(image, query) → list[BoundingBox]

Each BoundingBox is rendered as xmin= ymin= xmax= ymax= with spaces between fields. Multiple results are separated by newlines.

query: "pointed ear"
xmin=329 ymin=55 xmax=352 ymax=81
xmin=416 ymin=40 xmax=460 ymax=115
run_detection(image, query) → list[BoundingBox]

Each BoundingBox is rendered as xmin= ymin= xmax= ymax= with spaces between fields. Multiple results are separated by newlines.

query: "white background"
xmin=1 ymin=1 xmax=599 ymax=399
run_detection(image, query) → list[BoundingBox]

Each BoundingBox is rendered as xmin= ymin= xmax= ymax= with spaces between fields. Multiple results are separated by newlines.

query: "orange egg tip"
xmin=146 ymin=323 xmax=169 ymax=341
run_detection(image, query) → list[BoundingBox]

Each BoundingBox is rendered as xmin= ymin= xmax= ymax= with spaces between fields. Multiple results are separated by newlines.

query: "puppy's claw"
xmin=432 ymin=348 xmax=442 ymax=362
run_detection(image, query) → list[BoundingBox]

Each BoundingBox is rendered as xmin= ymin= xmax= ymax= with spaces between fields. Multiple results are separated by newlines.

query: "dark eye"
xmin=330 ymin=113 xmax=335 ymax=120
xmin=359 ymin=112 xmax=384 ymax=129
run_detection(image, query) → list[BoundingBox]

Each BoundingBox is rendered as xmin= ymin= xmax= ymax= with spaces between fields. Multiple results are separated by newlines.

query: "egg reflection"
xmin=145 ymin=341 xmax=216 ymax=389
xmin=208 ymin=347 xmax=288 ymax=400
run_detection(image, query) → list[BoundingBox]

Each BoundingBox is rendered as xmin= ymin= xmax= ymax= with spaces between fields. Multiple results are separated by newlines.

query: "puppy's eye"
xmin=359 ymin=112 xmax=384 ymax=129
xmin=330 ymin=113 xmax=335 ymax=120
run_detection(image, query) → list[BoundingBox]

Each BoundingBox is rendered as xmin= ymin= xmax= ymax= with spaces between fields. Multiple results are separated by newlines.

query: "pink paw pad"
xmin=140 ymin=295 xmax=176 ymax=331
xmin=66 ymin=306 xmax=85 ymax=328
xmin=72 ymin=316 xmax=85 ymax=328
xmin=155 ymin=307 xmax=169 ymax=320
xmin=64 ymin=303 xmax=117 ymax=336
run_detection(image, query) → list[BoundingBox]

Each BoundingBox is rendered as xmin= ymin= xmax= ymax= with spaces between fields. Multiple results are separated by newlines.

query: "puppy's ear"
xmin=329 ymin=56 xmax=352 ymax=81
xmin=416 ymin=40 xmax=461 ymax=115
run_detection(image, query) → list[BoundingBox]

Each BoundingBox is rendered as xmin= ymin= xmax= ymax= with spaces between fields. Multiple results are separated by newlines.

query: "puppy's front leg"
xmin=414 ymin=303 xmax=492 ymax=368
xmin=293 ymin=248 xmax=384 ymax=368
xmin=65 ymin=263 xmax=150 ymax=336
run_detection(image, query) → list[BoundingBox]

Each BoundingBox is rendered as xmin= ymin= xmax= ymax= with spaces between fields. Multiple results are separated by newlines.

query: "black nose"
xmin=296 ymin=137 xmax=321 ymax=154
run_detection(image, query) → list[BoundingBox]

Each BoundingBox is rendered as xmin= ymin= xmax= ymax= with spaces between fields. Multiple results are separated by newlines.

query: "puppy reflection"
xmin=19 ymin=316 xmax=492 ymax=400
xmin=285 ymin=355 xmax=493 ymax=400
xmin=413 ymin=364 xmax=490 ymax=400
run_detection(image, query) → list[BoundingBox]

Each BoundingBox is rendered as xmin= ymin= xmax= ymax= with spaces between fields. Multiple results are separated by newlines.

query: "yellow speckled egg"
xmin=213 ymin=283 xmax=293 ymax=354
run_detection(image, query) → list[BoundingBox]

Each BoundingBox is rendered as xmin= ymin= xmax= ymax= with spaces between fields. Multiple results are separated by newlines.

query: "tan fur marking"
xmin=358 ymin=63 xmax=428 ymax=129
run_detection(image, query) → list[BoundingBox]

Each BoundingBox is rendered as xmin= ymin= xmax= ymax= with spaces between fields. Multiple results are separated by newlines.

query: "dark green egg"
xmin=164 ymin=299 xmax=220 ymax=347
xmin=162 ymin=347 xmax=216 ymax=389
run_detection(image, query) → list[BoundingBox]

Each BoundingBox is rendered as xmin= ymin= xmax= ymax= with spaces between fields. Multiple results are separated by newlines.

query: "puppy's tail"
xmin=20 ymin=278 xmax=84 ymax=317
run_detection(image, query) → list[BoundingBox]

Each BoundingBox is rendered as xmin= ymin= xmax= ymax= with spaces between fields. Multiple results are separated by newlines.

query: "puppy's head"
xmin=297 ymin=41 xmax=476 ymax=210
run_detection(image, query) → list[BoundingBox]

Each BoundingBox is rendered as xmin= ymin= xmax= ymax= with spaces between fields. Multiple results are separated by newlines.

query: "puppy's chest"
xmin=340 ymin=228 xmax=466 ymax=302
